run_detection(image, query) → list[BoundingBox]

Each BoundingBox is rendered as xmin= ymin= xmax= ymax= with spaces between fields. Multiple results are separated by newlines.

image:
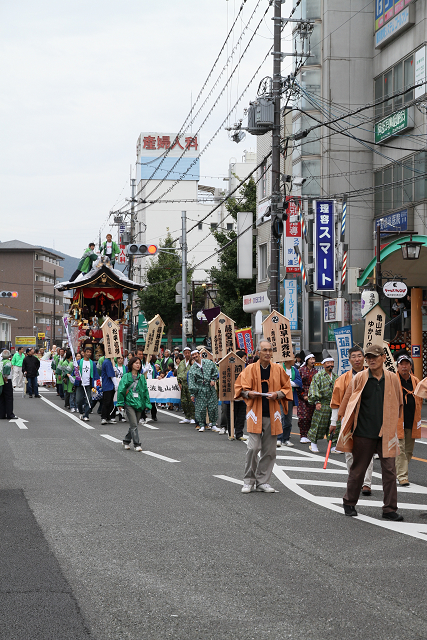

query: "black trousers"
xmin=69 ymin=269 xmax=81 ymax=282
xmin=142 ymin=402 xmax=157 ymax=420
xmin=101 ymin=389 xmax=116 ymax=420
xmin=226 ymin=401 xmax=246 ymax=438
xmin=0 ymin=380 xmax=14 ymax=419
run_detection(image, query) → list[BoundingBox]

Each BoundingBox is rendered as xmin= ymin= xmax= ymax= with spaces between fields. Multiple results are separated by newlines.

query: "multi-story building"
xmin=0 ymin=313 xmax=17 ymax=350
xmin=0 ymin=241 xmax=64 ymax=346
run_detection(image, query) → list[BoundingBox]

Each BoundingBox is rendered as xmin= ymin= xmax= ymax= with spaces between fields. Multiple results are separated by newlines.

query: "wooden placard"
xmin=101 ymin=316 xmax=122 ymax=359
xmin=143 ymin=314 xmax=165 ymax=356
xmin=218 ymin=352 xmax=245 ymax=402
xmin=199 ymin=347 xmax=214 ymax=361
xmin=383 ymin=341 xmax=397 ymax=373
xmin=262 ymin=310 xmax=294 ymax=363
xmin=209 ymin=312 xmax=236 ymax=360
xmin=363 ymin=304 xmax=385 ymax=352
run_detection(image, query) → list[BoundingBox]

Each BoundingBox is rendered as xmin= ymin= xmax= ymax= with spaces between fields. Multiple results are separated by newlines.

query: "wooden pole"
xmin=229 ymin=400 xmax=235 ymax=440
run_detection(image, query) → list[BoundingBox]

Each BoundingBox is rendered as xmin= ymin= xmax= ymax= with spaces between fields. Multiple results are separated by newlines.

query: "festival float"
xmin=55 ymin=255 xmax=144 ymax=353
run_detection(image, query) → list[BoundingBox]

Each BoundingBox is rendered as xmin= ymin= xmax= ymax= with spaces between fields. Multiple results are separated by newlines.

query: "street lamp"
xmin=399 ymin=236 xmax=423 ymax=261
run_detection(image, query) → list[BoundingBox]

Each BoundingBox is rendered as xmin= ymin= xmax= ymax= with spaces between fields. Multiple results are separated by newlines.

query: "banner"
xmin=262 ymin=311 xmax=294 ymax=363
xmin=383 ymin=341 xmax=397 ymax=373
xmin=363 ymin=304 xmax=386 ymax=352
xmin=38 ymin=360 xmax=55 ymax=384
xmin=334 ymin=325 xmax=353 ymax=376
xmin=284 ymin=202 xmax=302 ymax=273
xmin=235 ymin=327 xmax=254 ymax=354
xmin=146 ymin=376 xmax=181 ymax=404
xmin=101 ymin=316 xmax=122 ymax=359
xmin=283 ymin=280 xmax=298 ymax=330
xmin=218 ymin=352 xmax=245 ymax=401
xmin=209 ymin=312 xmax=236 ymax=360
xmin=144 ymin=314 xmax=165 ymax=356
xmin=314 ymin=199 xmax=335 ymax=292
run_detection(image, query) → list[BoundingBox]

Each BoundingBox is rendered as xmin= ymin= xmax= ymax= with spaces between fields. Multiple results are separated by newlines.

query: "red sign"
xmin=118 ymin=244 xmax=127 ymax=265
xmin=142 ymin=135 xmax=198 ymax=152
xmin=285 ymin=199 xmax=302 ymax=273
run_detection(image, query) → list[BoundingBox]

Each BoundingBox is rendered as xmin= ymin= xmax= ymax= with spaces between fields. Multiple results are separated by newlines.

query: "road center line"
xmin=142 ymin=451 xmax=180 ymax=463
xmin=40 ymin=396 xmax=95 ymax=429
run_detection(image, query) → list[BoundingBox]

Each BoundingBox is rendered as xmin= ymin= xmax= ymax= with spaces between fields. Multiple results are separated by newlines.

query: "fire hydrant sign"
xmin=363 ymin=304 xmax=385 ymax=352
xmin=262 ymin=311 xmax=294 ymax=363
xmin=218 ymin=352 xmax=245 ymax=401
xmin=209 ymin=312 xmax=236 ymax=360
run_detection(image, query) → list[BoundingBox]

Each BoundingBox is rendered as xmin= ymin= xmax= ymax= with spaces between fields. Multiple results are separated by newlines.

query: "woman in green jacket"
xmin=116 ymin=356 xmax=152 ymax=451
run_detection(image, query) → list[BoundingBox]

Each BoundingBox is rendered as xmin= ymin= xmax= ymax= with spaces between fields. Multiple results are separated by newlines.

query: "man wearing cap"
xmin=297 ymin=353 xmax=317 ymax=443
xmin=22 ymin=347 xmax=41 ymax=398
xmin=0 ymin=350 xmax=18 ymax=419
xmin=188 ymin=350 xmax=220 ymax=432
xmin=177 ymin=347 xmax=195 ymax=424
xmin=235 ymin=340 xmax=292 ymax=493
xmin=337 ymin=344 xmax=404 ymax=521
xmin=395 ymin=353 xmax=422 ymax=487
xmin=330 ymin=345 xmax=373 ymax=495
xmin=307 ymin=354 xmax=337 ymax=452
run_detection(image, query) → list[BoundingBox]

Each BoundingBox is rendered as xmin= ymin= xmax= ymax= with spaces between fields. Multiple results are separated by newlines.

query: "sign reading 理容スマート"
xmin=314 ymin=200 xmax=335 ymax=292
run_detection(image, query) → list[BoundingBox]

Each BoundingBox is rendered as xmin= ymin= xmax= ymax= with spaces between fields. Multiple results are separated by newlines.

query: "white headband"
xmin=304 ymin=353 xmax=315 ymax=362
xmin=191 ymin=350 xmax=199 ymax=355
xmin=322 ymin=357 xmax=334 ymax=364
xmin=183 ymin=347 xmax=191 ymax=352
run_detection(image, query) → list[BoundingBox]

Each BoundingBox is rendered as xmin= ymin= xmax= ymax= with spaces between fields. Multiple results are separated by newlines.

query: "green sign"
xmin=327 ymin=322 xmax=339 ymax=342
xmin=375 ymin=108 xmax=409 ymax=143
xmin=138 ymin=313 xmax=148 ymax=334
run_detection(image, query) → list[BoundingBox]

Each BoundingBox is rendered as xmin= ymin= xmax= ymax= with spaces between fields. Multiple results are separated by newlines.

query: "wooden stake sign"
xmin=218 ymin=351 xmax=245 ymax=440
xmin=363 ymin=304 xmax=385 ymax=352
xmin=262 ymin=310 xmax=294 ymax=363
xmin=383 ymin=341 xmax=397 ymax=373
xmin=199 ymin=347 xmax=214 ymax=361
xmin=209 ymin=312 xmax=236 ymax=360
xmin=101 ymin=316 xmax=122 ymax=359
xmin=143 ymin=314 xmax=165 ymax=356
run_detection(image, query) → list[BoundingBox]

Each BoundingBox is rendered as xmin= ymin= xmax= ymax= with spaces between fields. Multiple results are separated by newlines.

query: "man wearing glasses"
xmin=235 ymin=340 xmax=291 ymax=493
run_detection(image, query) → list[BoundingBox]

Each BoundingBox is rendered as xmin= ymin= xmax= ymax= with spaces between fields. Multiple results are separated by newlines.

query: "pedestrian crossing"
xmin=272 ymin=447 xmax=427 ymax=542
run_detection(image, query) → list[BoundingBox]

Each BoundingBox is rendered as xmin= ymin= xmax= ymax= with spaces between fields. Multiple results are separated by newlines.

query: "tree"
xmin=137 ymin=232 xmax=193 ymax=342
xmin=209 ymin=178 xmax=256 ymax=327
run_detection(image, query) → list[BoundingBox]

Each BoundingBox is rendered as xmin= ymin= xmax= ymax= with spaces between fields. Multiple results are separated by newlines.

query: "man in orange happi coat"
xmin=235 ymin=339 xmax=291 ymax=494
xmin=395 ymin=353 xmax=422 ymax=487
xmin=337 ymin=344 xmax=404 ymax=521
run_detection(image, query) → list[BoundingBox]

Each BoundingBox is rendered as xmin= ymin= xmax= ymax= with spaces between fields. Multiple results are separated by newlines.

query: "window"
xmin=198 ymin=222 xmax=203 ymax=230
xmin=260 ymin=160 xmax=268 ymax=198
xmin=35 ymin=253 xmax=39 ymax=260
xmin=300 ymin=69 xmax=321 ymax=111
xmin=299 ymin=114 xmax=321 ymax=156
xmin=375 ymin=54 xmax=415 ymax=121
xmin=258 ymin=244 xmax=268 ymax=281
xmin=309 ymin=22 xmax=321 ymax=66
xmin=210 ymin=223 xmax=218 ymax=230
xmin=227 ymin=222 xmax=233 ymax=230
xmin=373 ymin=153 xmax=425 ymax=216
xmin=301 ymin=159 xmax=321 ymax=196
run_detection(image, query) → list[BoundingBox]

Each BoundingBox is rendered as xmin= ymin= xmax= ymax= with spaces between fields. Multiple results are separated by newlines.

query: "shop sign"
xmin=415 ymin=46 xmax=426 ymax=99
xmin=314 ymin=200 xmax=335 ymax=292
xmin=334 ymin=326 xmax=353 ymax=376
xmin=283 ymin=280 xmax=298 ymax=330
xmin=375 ymin=108 xmax=413 ymax=143
xmin=375 ymin=6 xmax=415 ymax=49
xmin=383 ymin=281 xmax=408 ymax=298
xmin=379 ymin=209 xmax=408 ymax=232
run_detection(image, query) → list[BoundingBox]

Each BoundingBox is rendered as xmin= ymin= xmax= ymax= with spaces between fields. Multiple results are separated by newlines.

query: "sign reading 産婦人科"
xmin=101 ymin=317 xmax=122 ymax=359
xmin=209 ymin=313 xmax=236 ymax=360
xmin=262 ymin=311 xmax=294 ymax=363
xmin=143 ymin=314 xmax=165 ymax=356
xmin=218 ymin=352 xmax=245 ymax=402
xmin=363 ymin=304 xmax=386 ymax=352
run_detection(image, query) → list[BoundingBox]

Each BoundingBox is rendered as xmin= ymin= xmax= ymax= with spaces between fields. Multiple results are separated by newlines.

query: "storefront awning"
xmin=357 ymin=235 xmax=427 ymax=288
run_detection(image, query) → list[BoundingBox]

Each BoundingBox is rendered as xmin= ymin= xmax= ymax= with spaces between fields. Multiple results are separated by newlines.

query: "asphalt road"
xmin=1 ymin=391 xmax=427 ymax=640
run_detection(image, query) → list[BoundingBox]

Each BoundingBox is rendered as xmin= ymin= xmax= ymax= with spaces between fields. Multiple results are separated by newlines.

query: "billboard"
xmin=137 ymin=132 xmax=200 ymax=181
xmin=314 ymin=200 xmax=335 ymax=292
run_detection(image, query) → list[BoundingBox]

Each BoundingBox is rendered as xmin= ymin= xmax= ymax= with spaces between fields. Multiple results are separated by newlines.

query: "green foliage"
xmin=209 ymin=179 xmax=256 ymax=327
xmin=137 ymin=232 xmax=193 ymax=330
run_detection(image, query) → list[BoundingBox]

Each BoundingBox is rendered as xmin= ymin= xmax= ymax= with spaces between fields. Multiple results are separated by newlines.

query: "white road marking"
xmin=40 ymin=396 xmax=95 ymax=429
xmin=415 ymin=439 xmax=427 ymax=445
xmin=100 ymin=434 xmax=122 ymax=443
xmin=9 ymin=418 xmax=28 ymax=430
xmin=156 ymin=408 xmax=183 ymax=420
xmin=327 ymin=498 xmax=427 ymax=510
xmin=294 ymin=479 xmax=427 ymax=494
xmin=279 ymin=466 xmax=350 ymax=474
xmin=214 ymin=475 xmax=244 ymax=486
xmin=142 ymin=451 xmax=180 ymax=463
xmin=143 ymin=422 xmax=159 ymax=430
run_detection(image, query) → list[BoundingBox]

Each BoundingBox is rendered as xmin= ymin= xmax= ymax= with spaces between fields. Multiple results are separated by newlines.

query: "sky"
xmin=1 ymin=0 xmax=293 ymax=258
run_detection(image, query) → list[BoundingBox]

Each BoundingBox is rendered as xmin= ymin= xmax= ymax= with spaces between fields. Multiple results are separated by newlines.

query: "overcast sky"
xmin=1 ymin=0 xmax=293 ymax=258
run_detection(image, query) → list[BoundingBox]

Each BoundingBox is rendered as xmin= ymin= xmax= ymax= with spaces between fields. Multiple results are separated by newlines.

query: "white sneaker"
xmin=330 ymin=447 xmax=337 ymax=453
xmin=83 ymin=417 xmax=89 ymax=422
xmin=190 ymin=419 xmax=195 ymax=424
xmin=123 ymin=443 xmax=131 ymax=450
xmin=107 ymin=419 xmax=116 ymax=424
xmin=101 ymin=418 xmax=107 ymax=425
xmin=211 ymin=425 xmax=221 ymax=432
xmin=134 ymin=446 xmax=142 ymax=452
xmin=70 ymin=408 xmax=76 ymax=413
xmin=309 ymin=443 xmax=319 ymax=452
xmin=218 ymin=428 xmax=226 ymax=435
xmin=179 ymin=419 xmax=190 ymax=424
xmin=241 ymin=484 xmax=254 ymax=493
xmin=300 ymin=437 xmax=310 ymax=443
xmin=139 ymin=419 xmax=146 ymax=425
xmin=199 ymin=426 xmax=205 ymax=432
xmin=276 ymin=441 xmax=282 ymax=448
xmin=256 ymin=483 xmax=276 ymax=493
xmin=284 ymin=440 xmax=294 ymax=447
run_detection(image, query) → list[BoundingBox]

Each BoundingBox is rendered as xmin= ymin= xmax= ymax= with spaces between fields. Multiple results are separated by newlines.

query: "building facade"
xmin=0 ymin=241 xmax=64 ymax=347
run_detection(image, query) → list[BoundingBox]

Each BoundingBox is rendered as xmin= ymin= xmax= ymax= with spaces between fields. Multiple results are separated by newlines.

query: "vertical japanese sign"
xmin=209 ymin=313 xmax=236 ymax=360
xmin=118 ymin=244 xmax=127 ymax=264
xmin=363 ymin=305 xmax=385 ymax=351
xmin=283 ymin=280 xmax=298 ymax=330
xmin=284 ymin=201 xmax=302 ymax=273
xmin=262 ymin=311 xmax=294 ymax=363
xmin=314 ymin=200 xmax=335 ymax=292
xmin=143 ymin=314 xmax=165 ymax=356
xmin=383 ymin=341 xmax=397 ymax=373
xmin=218 ymin=352 xmax=245 ymax=402
xmin=101 ymin=316 xmax=122 ymax=359
xmin=199 ymin=347 xmax=214 ymax=361
xmin=334 ymin=325 xmax=353 ymax=376
xmin=235 ymin=327 xmax=254 ymax=354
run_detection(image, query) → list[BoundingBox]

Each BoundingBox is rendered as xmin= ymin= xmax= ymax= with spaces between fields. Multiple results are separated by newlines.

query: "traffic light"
xmin=0 ymin=291 xmax=18 ymax=298
xmin=126 ymin=244 xmax=158 ymax=257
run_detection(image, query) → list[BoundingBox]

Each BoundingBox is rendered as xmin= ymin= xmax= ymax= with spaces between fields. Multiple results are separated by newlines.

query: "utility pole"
xmin=127 ymin=177 xmax=136 ymax=352
xmin=181 ymin=211 xmax=187 ymax=349
xmin=270 ymin=0 xmax=282 ymax=312
xmin=53 ymin=269 xmax=56 ymax=346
